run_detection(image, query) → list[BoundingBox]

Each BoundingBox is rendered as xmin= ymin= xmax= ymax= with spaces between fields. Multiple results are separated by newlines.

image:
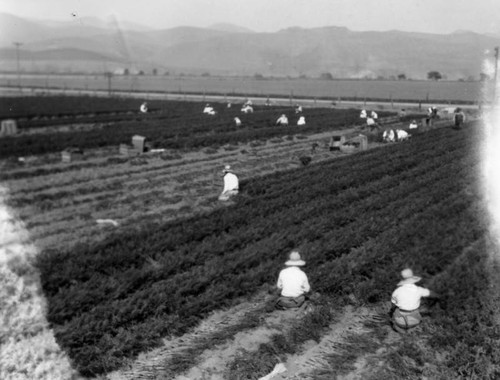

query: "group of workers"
xmin=360 ymin=109 xmax=379 ymax=130
xmin=275 ymin=250 xmax=438 ymax=334
xmin=143 ymin=99 xmax=460 ymax=335
xmin=218 ymin=162 xmax=439 ymax=334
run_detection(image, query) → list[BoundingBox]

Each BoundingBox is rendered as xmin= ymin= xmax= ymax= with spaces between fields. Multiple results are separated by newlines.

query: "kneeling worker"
xmin=275 ymin=251 xmax=310 ymax=310
xmin=390 ymin=268 xmax=438 ymax=333
xmin=218 ymin=165 xmax=239 ymax=201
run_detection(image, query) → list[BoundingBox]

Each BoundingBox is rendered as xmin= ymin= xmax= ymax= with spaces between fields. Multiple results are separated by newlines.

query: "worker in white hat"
xmin=390 ymin=268 xmax=438 ymax=333
xmin=275 ymin=251 xmax=311 ymax=310
xmin=218 ymin=165 xmax=239 ymax=201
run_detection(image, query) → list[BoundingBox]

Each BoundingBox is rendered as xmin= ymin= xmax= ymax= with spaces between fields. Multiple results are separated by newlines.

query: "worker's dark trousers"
xmin=275 ymin=295 xmax=306 ymax=310
xmin=392 ymin=308 xmax=422 ymax=332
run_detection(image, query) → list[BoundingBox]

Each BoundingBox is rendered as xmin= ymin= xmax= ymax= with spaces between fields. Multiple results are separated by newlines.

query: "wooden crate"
xmin=0 ymin=119 xmax=18 ymax=136
xmin=329 ymin=134 xmax=346 ymax=151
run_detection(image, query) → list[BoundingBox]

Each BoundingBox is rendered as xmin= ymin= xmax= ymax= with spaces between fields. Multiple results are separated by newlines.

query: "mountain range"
xmin=1 ymin=12 xmax=499 ymax=80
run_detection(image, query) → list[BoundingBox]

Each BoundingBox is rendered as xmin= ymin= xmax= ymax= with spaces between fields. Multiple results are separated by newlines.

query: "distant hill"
xmin=1 ymin=13 xmax=499 ymax=79
xmin=207 ymin=23 xmax=255 ymax=34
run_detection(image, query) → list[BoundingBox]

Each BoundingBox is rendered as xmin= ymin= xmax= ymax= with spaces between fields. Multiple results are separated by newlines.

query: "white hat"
xmin=398 ymin=268 xmax=421 ymax=286
xmin=223 ymin=164 xmax=233 ymax=173
xmin=285 ymin=251 xmax=306 ymax=266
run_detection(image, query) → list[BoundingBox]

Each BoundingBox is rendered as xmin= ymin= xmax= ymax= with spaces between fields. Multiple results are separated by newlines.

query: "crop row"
xmin=0 ymin=102 xmax=385 ymax=159
xmin=1 ymin=95 xmax=164 ymax=120
xmin=36 ymin=124 xmax=475 ymax=376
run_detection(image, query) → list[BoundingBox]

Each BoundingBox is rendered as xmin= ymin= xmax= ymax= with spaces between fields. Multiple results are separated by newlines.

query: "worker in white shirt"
xmin=275 ymin=251 xmax=311 ymax=310
xmin=218 ymin=165 xmax=239 ymax=201
xmin=139 ymin=102 xmax=148 ymax=113
xmin=390 ymin=268 xmax=439 ymax=333
xmin=360 ymin=109 xmax=367 ymax=119
xmin=366 ymin=116 xmax=378 ymax=131
xmin=409 ymin=120 xmax=418 ymax=130
xmin=297 ymin=116 xmax=306 ymax=126
xmin=370 ymin=110 xmax=378 ymax=119
xmin=276 ymin=114 xmax=289 ymax=126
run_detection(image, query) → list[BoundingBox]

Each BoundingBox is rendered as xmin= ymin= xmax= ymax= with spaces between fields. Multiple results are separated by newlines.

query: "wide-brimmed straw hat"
xmin=398 ymin=268 xmax=422 ymax=286
xmin=285 ymin=251 xmax=306 ymax=266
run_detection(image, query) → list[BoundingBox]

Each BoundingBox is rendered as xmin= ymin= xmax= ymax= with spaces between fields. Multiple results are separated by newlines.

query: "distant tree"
xmin=201 ymin=72 xmax=211 ymax=77
xmin=427 ymin=71 xmax=442 ymax=81
xmin=152 ymin=68 xmax=158 ymax=75
xmin=124 ymin=68 xmax=129 ymax=76
xmin=164 ymin=71 xmax=170 ymax=76
xmin=480 ymin=72 xmax=490 ymax=81
xmin=299 ymin=73 xmax=308 ymax=79
xmin=138 ymin=70 xmax=145 ymax=76
xmin=397 ymin=73 xmax=406 ymax=80
xmin=254 ymin=73 xmax=265 ymax=80
xmin=319 ymin=72 xmax=334 ymax=80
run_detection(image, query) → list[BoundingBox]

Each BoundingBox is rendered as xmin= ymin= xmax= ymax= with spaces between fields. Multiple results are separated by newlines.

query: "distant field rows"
xmin=0 ymin=74 xmax=491 ymax=103
xmin=3 ymin=130 xmax=353 ymax=252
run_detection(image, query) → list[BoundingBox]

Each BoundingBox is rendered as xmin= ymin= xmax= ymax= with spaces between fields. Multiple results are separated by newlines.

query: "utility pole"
xmin=494 ymin=47 xmax=499 ymax=104
xmin=13 ymin=42 xmax=22 ymax=90
xmin=104 ymin=72 xmax=113 ymax=96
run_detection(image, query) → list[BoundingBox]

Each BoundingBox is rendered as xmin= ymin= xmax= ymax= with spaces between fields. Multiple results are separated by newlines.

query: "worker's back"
xmin=223 ymin=172 xmax=239 ymax=192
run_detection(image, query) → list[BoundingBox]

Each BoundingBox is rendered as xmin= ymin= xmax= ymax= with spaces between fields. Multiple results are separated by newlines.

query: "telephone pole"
xmin=13 ymin=42 xmax=22 ymax=90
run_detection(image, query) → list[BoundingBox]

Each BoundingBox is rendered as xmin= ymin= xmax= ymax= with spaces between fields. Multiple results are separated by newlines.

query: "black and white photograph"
xmin=1 ymin=0 xmax=500 ymax=379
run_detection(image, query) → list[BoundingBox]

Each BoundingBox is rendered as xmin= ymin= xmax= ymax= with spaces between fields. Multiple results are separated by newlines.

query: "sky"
xmin=1 ymin=0 xmax=500 ymax=35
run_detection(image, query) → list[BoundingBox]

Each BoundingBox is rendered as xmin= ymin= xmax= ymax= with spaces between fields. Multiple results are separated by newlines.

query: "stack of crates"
xmin=120 ymin=135 xmax=147 ymax=156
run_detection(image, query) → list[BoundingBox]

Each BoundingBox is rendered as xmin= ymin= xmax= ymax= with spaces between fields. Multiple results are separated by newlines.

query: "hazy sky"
xmin=1 ymin=0 xmax=500 ymax=35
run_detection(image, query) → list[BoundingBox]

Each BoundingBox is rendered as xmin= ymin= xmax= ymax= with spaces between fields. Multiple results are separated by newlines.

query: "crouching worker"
xmin=390 ymin=268 xmax=438 ymax=333
xmin=218 ymin=165 xmax=239 ymax=201
xmin=275 ymin=251 xmax=311 ymax=310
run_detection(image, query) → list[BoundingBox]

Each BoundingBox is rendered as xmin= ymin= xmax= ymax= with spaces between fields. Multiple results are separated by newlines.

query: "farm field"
xmin=1 ymin=95 xmax=499 ymax=380
xmin=0 ymin=73 xmax=491 ymax=104
xmin=0 ymin=96 xmax=398 ymax=159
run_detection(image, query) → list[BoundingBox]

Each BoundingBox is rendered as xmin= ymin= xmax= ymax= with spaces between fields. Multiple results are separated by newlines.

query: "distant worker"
xmin=234 ymin=117 xmax=242 ymax=127
xmin=275 ymin=251 xmax=311 ymax=310
xmin=139 ymin=102 xmax=148 ymax=113
xmin=396 ymin=129 xmax=410 ymax=141
xmin=203 ymin=104 xmax=216 ymax=115
xmin=297 ymin=116 xmax=306 ymax=126
xmin=276 ymin=114 xmax=289 ymax=126
xmin=366 ymin=116 xmax=378 ymax=131
xmin=227 ymin=102 xmax=232 ymax=108
xmin=370 ymin=110 xmax=378 ymax=119
xmin=295 ymin=104 xmax=303 ymax=113
xmin=399 ymin=108 xmax=407 ymax=118
xmin=218 ymin=165 xmax=239 ymax=201
xmin=426 ymin=106 xmax=438 ymax=127
xmin=453 ymin=108 xmax=466 ymax=129
xmin=241 ymin=104 xmax=254 ymax=113
xmin=390 ymin=268 xmax=438 ymax=334
xmin=409 ymin=120 xmax=418 ymax=130
xmin=383 ymin=129 xmax=396 ymax=143
xmin=360 ymin=109 xmax=367 ymax=119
